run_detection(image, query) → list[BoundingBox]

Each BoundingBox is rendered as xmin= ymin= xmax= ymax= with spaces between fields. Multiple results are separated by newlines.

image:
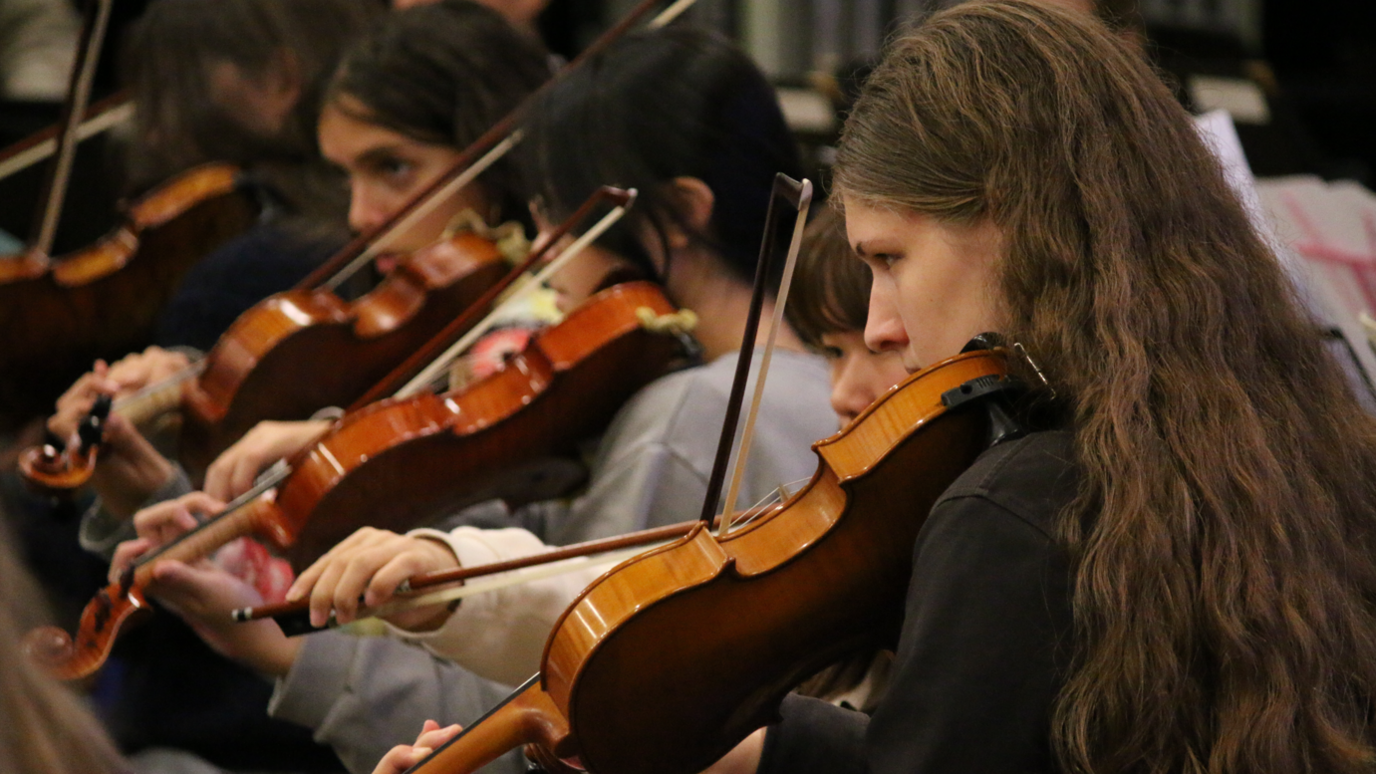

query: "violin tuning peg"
xmin=42 ymin=428 xmax=67 ymax=455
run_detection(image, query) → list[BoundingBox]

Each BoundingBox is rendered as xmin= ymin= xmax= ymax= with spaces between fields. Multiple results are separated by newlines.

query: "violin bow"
xmin=28 ymin=0 xmax=115 ymax=258
xmin=231 ymin=496 xmax=792 ymax=633
xmin=297 ymin=0 xmax=701 ymax=292
xmin=697 ymin=174 xmax=814 ymax=534
xmin=0 ymin=90 xmax=131 ymax=183
xmin=351 ymin=186 xmax=637 ymax=408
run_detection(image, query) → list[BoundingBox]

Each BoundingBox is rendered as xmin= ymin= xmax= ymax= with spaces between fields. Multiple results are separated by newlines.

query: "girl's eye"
xmin=821 ymin=345 xmax=843 ymax=361
xmin=379 ymin=157 xmax=412 ymax=177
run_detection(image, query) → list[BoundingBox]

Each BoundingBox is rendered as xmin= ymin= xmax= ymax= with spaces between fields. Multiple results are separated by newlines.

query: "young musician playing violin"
xmin=711 ymin=3 xmax=1376 ymax=773
xmin=110 ymin=24 xmax=836 ymax=771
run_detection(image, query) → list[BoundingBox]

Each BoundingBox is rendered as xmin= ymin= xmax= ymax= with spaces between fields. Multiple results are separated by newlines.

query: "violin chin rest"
xmin=23 ymin=625 xmax=76 ymax=670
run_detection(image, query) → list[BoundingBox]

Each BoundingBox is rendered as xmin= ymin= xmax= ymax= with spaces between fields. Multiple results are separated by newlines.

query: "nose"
xmin=829 ymin=357 xmax=871 ymax=427
xmin=863 ymin=284 xmax=909 ymax=355
xmin=348 ymin=182 xmax=388 ymax=234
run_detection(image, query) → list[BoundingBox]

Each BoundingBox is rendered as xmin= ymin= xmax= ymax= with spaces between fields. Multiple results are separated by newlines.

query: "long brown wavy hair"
xmin=833 ymin=2 xmax=1376 ymax=772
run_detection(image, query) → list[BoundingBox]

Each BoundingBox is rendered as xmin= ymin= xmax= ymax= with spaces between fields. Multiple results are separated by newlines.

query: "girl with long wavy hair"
xmin=702 ymin=2 xmax=1376 ymax=774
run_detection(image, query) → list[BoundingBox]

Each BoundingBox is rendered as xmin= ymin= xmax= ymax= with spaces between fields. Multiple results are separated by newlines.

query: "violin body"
xmin=410 ymin=349 xmax=1011 ymax=774
xmin=274 ymin=280 xmax=682 ymax=569
xmin=178 ymin=232 xmax=510 ymax=478
xmin=0 ymin=163 xmax=258 ymax=429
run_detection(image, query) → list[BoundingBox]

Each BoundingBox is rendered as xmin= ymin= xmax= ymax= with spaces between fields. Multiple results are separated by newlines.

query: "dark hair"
xmin=123 ymin=0 xmax=381 ymax=189
xmin=327 ymin=0 xmax=552 ymax=225
xmin=837 ymin=2 xmax=1376 ymax=772
xmin=785 ymin=207 xmax=871 ymax=349
xmin=520 ymin=27 xmax=803 ymax=287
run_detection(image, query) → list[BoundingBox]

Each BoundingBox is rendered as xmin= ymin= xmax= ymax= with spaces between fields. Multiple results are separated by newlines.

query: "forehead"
xmin=317 ymin=98 xmax=446 ymax=162
xmin=842 ymin=199 xmax=928 ymax=252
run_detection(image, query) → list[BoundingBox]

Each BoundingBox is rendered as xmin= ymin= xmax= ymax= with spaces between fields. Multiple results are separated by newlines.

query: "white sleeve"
xmin=385 ymin=526 xmax=610 ymax=686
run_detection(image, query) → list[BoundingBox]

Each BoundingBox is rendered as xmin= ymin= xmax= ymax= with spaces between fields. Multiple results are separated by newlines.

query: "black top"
xmin=155 ymin=223 xmax=339 ymax=351
xmin=759 ymin=429 xmax=1079 ymax=774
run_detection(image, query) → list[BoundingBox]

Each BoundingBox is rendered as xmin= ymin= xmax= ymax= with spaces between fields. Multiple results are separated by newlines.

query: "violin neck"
xmin=412 ymin=678 xmax=571 ymax=774
xmin=30 ymin=0 xmax=113 ymax=256
xmin=114 ymin=364 xmax=202 ymax=426
xmin=131 ymin=498 xmax=264 ymax=587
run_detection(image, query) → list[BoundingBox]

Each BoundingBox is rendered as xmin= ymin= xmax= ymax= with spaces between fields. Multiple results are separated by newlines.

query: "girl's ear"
xmin=662 ymin=176 xmax=716 ymax=249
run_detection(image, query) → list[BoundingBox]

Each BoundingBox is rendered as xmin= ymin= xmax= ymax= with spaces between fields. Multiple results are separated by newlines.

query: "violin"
xmin=0 ymin=0 xmax=259 ymax=428
xmin=175 ymin=228 xmax=511 ymax=477
xmin=0 ymin=162 xmax=259 ymax=429
xmin=25 ymin=280 xmax=688 ymax=681
xmin=399 ymin=347 xmax=1016 ymax=774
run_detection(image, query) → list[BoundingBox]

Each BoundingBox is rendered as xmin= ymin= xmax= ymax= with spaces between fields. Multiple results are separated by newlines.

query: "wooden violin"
xmin=24 ymin=280 xmax=688 ymax=681
xmin=175 ymin=228 xmax=511 ymax=477
xmin=401 ymin=347 xmax=1016 ymax=774
xmin=0 ymin=0 xmax=260 ymax=428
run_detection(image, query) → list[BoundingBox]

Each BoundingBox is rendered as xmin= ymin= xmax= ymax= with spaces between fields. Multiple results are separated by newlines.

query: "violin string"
xmin=396 ymin=194 xmax=636 ymax=398
xmin=730 ymin=477 xmax=811 ymax=530
xmin=112 ymin=360 xmax=207 ymax=414
xmin=718 ymin=179 xmax=813 ymax=537
xmin=132 ymin=460 xmax=291 ymax=569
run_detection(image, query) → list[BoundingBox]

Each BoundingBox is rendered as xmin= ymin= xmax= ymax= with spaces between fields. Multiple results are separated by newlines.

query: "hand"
xmin=204 ymin=419 xmax=331 ymax=501
xmin=150 ymin=558 xmax=302 ymax=677
xmin=287 ymin=527 xmax=462 ymax=630
xmin=49 ymin=351 xmax=187 ymax=519
xmin=372 ymin=720 xmax=463 ymax=774
xmin=111 ymin=492 xmax=301 ymax=676
xmin=49 ymin=347 xmax=189 ymax=439
xmin=111 ymin=491 xmax=228 ymax=574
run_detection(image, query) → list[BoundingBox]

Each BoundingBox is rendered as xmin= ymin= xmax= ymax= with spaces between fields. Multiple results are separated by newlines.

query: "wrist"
xmin=245 ymin=626 xmax=303 ymax=678
xmin=96 ymin=457 xmax=175 ymax=521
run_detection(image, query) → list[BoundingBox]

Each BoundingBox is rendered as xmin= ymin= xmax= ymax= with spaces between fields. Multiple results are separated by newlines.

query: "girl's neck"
xmin=666 ymin=249 xmax=807 ymax=363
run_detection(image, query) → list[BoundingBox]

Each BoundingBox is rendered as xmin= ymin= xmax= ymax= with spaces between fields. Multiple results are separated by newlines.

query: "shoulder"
xmin=594 ymin=348 xmax=833 ymax=476
xmin=933 ymin=430 xmax=1079 ymax=541
xmin=613 ymin=349 xmax=831 ymax=440
xmin=176 ymin=224 xmax=335 ymax=290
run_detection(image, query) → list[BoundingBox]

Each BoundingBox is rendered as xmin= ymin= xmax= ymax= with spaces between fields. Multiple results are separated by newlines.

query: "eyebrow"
xmin=353 ymin=144 xmax=410 ymax=167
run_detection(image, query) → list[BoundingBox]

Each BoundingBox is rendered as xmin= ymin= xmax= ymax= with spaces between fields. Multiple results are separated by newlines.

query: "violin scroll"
xmin=24 ymin=580 xmax=151 ymax=681
xmin=18 ymin=393 xmax=110 ymax=496
xmin=22 ymin=626 xmax=76 ymax=671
